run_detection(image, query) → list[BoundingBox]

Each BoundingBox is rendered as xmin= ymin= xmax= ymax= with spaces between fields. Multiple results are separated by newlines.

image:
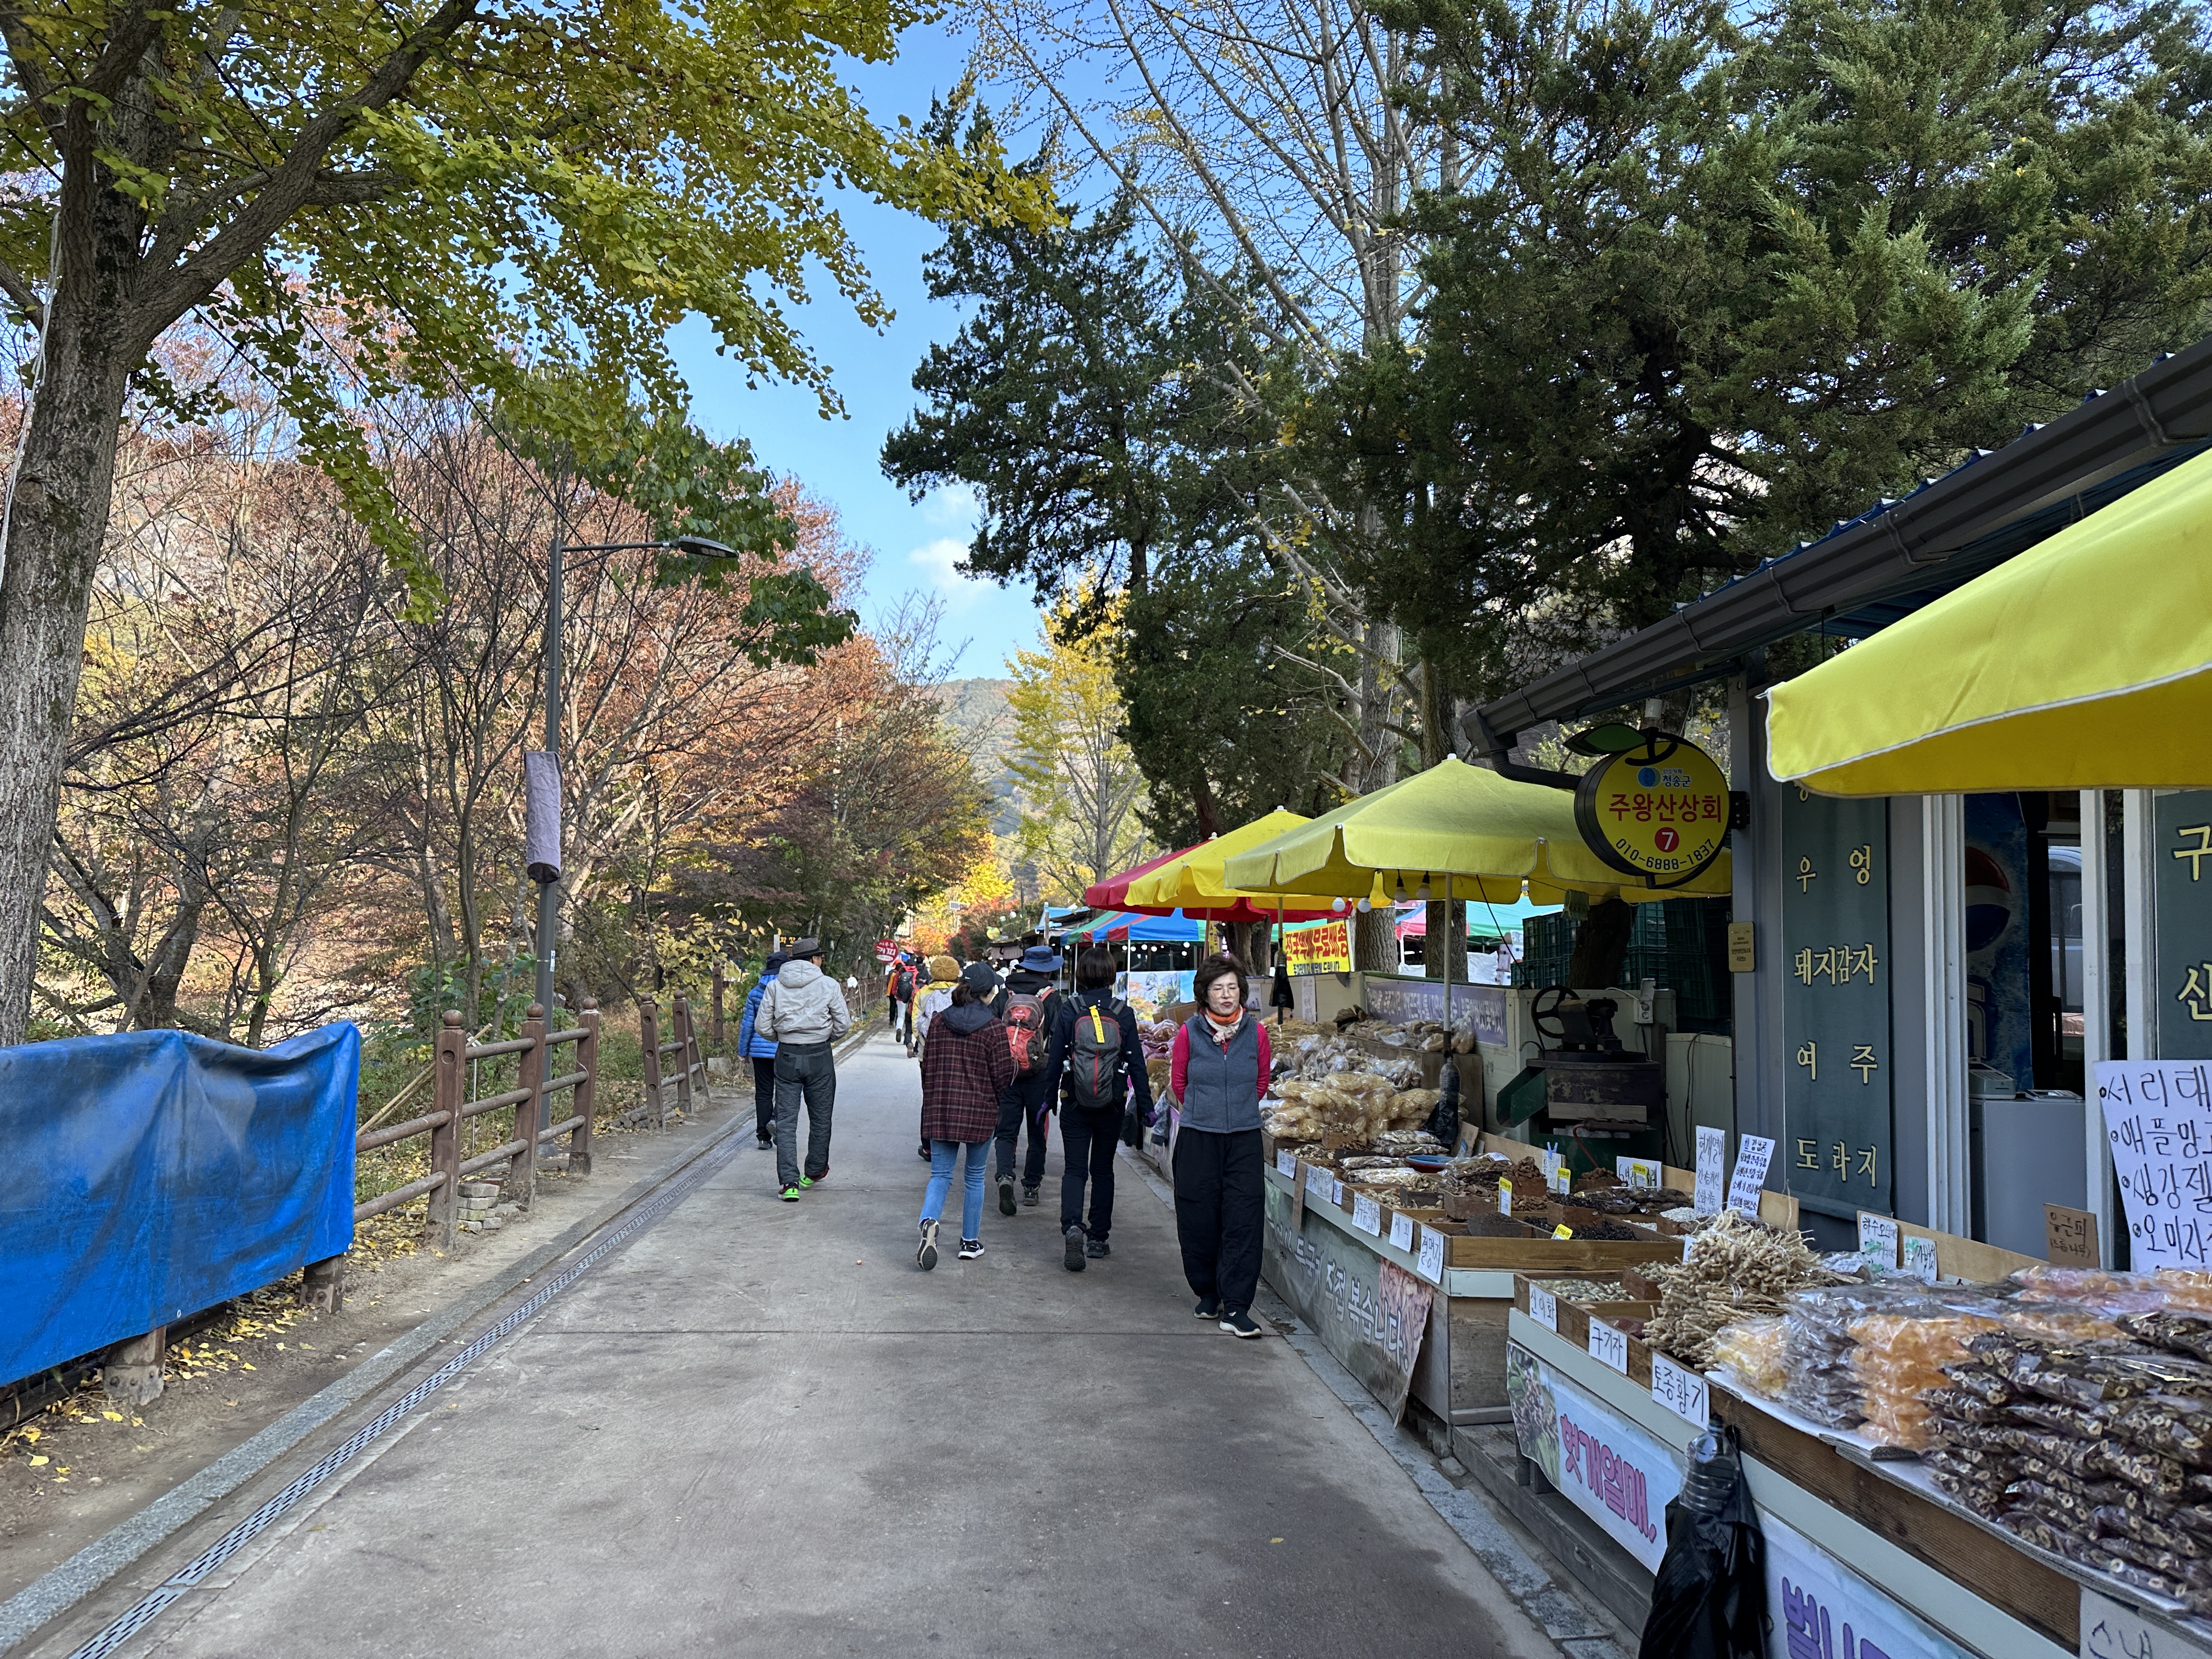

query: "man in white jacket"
xmin=758 ymin=938 xmax=851 ymax=1199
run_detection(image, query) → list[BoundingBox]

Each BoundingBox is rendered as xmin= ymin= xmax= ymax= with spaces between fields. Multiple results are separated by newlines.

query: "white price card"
xmin=1694 ymin=1125 xmax=1726 ymax=1215
xmin=1305 ymin=1161 xmax=1332 ymax=1199
xmin=1528 ymin=1285 xmax=1559 ymax=1332
xmin=1389 ymin=1212 xmax=1415 ymax=1251
xmin=2080 ymin=1585 xmax=2212 ymax=1658
xmin=1857 ymin=1212 xmax=1899 ymax=1269
xmin=1617 ymin=1157 xmax=1662 ymax=1189
xmin=1651 ymin=1352 xmax=1710 ymax=1428
xmin=1726 ymin=1135 xmax=1776 ymax=1214
xmin=1498 ymin=1176 xmax=1514 ymax=1217
xmin=1330 ymin=1178 xmax=1346 ymax=1207
xmin=1588 ymin=1319 xmax=1630 ymax=1374
xmin=1416 ymin=1225 xmax=1446 ymax=1283
xmin=1353 ymin=1193 xmax=1383 ymax=1235
xmin=1276 ymin=1149 xmax=1295 ymax=1179
xmin=1903 ymin=1234 xmax=1939 ymax=1283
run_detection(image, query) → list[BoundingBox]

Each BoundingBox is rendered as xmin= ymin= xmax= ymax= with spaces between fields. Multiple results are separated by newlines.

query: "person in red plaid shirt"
xmin=913 ymin=980 xmax=1015 ymax=1268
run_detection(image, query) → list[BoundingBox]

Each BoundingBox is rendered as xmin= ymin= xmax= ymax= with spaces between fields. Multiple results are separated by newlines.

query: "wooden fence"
xmin=635 ymin=992 xmax=707 ymax=1130
xmin=352 ymin=999 xmax=600 ymax=1248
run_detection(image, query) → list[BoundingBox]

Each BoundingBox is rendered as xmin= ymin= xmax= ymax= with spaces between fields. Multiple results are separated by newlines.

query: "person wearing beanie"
xmin=994 ymin=944 xmax=1063 ymax=1214
xmin=735 ymin=951 xmax=789 ymax=1149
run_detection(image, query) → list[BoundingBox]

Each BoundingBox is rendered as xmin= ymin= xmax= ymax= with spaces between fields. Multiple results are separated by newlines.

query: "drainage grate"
xmin=66 ymin=1132 xmax=738 ymax=1659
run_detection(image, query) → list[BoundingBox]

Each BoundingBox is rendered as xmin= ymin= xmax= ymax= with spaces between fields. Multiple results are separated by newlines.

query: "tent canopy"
xmin=1221 ymin=756 xmax=1730 ymax=901
xmin=1066 ymin=910 xmax=1207 ymax=943
xmin=1081 ymin=845 xmax=1198 ymax=912
xmin=1767 ymin=442 xmax=2212 ymax=794
xmin=1119 ymin=809 xmax=1341 ymax=920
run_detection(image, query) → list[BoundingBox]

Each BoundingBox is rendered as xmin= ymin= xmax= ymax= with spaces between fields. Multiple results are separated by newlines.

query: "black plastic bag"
xmin=1638 ymin=1429 xmax=1768 ymax=1659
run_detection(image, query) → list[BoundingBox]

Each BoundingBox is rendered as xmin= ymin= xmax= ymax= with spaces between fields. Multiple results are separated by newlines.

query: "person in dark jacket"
xmin=994 ymin=944 xmax=1062 ymax=1214
xmin=1042 ymin=946 xmax=1153 ymax=1271
xmin=734 ymin=951 xmax=788 ymax=1149
xmin=915 ymin=981 xmax=1016 ymax=1267
xmin=1168 ymin=952 xmax=1271 ymax=1338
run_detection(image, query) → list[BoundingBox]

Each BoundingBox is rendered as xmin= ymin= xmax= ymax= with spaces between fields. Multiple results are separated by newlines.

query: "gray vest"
xmin=1179 ymin=1015 xmax=1262 ymax=1133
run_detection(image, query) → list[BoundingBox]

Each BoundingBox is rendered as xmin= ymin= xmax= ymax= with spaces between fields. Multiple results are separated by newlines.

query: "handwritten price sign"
xmin=1588 ymin=1319 xmax=1630 ymax=1374
xmin=1651 ymin=1352 xmax=1709 ymax=1428
xmin=1528 ymin=1285 xmax=1559 ymax=1333
xmin=1416 ymin=1226 xmax=1446 ymax=1284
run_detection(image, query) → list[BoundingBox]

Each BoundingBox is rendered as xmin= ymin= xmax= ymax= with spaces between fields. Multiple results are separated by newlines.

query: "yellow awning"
xmin=1767 ymin=444 xmax=2212 ymax=794
xmin=1121 ymin=810 xmax=1346 ymax=915
xmin=1219 ymin=757 xmax=1730 ymax=902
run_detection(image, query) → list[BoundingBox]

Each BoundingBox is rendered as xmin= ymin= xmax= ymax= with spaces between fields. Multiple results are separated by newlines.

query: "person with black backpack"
xmin=1042 ymin=945 xmax=1153 ymax=1271
xmin=993 ymin=944 xmax=1061 ymax=1214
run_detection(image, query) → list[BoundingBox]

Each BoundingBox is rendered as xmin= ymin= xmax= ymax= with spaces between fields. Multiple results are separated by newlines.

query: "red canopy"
xmin=1081 ymin=844 xmax=1200 ymax=912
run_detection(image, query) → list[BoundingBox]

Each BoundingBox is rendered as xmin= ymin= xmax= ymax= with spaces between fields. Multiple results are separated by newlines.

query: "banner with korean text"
xmin=1282 ymin=917 xmax=1352 ymax=975
xmin=2097 ymin=1058 xmax=2212 ymax=1267
xmin=1506 ymin=1342 xmax=1674 ymax=1570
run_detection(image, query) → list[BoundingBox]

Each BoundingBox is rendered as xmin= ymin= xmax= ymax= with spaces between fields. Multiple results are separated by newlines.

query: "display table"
xmin=1499 ymin=1282 xmax=2212 ymax=1659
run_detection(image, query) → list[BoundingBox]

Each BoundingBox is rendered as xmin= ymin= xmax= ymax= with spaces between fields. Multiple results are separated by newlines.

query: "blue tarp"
xmin=0 ymin=1022 xmax=358 ymax=1386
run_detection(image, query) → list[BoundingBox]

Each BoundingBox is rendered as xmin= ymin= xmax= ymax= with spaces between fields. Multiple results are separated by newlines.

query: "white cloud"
xmin=909 ymin=535 xmax=984 ymax=610
xmin=920 ymin=482 xmax=982 ymax=529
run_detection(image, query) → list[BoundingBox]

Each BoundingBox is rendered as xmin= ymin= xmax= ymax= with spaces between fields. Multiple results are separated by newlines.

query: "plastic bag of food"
xmin=1710 ymin=1319 xmax=1788 ymax=1398
xmin=2113 ymin=1394 xmax=2212 ymax=1469
xmin=2097 ymin=1442 xmax=2188 ymax=1500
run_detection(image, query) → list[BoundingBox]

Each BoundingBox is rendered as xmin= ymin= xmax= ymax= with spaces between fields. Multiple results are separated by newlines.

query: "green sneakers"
xmin=780 ymin=1186 xmax=801 ymax=1201
xmin=798 ymin=1175 xmax=817 ymax=1189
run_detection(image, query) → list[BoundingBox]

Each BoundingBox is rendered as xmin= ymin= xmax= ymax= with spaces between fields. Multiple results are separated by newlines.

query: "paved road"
xmin=43 ymin=1030 xmax=1567 ymax=1659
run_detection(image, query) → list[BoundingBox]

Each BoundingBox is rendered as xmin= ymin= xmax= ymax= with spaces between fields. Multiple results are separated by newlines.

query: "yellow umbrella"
xmin=1121 ymin=809 xmax=1346 ymax=916
xmin=1221 ymin=757 xmax=1731 ymax=901
xmin=1767 ymin=444 xmax=2212 ymax=794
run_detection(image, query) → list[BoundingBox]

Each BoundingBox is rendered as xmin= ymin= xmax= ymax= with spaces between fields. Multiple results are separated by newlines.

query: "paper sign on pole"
xmin=1857 ymin=1212 xmax=1899 ymax=1269
xmin=1694 ymin=1125 xmax=1726 ymax=1215
xmin=1726 ymin=1135 xmax=1775 ymax=1214
xmin=2097 ymin=1059 xmax=2212 ymax=1268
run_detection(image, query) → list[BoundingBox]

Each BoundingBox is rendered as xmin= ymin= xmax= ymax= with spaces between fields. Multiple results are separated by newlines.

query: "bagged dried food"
xmin=2010 ymin=1400 xmax=2113 ymax=1438
xmin=1927 ymin=1444 xmax=2011 ymax=1480
xmin=2096 ymin=1442 xmax=2188 ymax=1500
xmin=2113 ymin=1394 xmax=2212 ymax=1469
xmin=1643 ymin=1211 xmax=1844 ymax=1371
xmin=1711 ymin=1318 xmax=1788 ymax=1397
xmin=2085 ymin=1548 xmax=2191 ymax=1601
xmin=1998 ymin=1511 xmax=2077 ymax=1555
xmin=2160 ymin=1271 xmax=2212 ymax=1313
xmin=2015 ymin=1456 xmax=2127 ymax=1504
xmin=2007 ymin=1479 xmax=2103 ymax=1531
xmin=2001 ymin=1304 xmax=2129 ymax=1343
xmin=2095 ymin=1505 xmax=2212 ymax=1559
xmin=1931 ymin=1471 xmax=2010 ymax=1516
xmin=1922 ymin=1387 xmax=2007 ymax=1425
xmin=2124 ymin=1311 xmax=2212 ymax=1362
xmin=2001 ymin=1429 xmax=2113 ymax=1480
xmin=2012 ymin=1266 xmax=2166 ymax=1304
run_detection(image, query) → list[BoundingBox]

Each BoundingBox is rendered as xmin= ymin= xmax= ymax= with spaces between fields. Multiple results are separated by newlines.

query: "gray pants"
xmin=774 ymin=1041 xmax=837 ymax=1189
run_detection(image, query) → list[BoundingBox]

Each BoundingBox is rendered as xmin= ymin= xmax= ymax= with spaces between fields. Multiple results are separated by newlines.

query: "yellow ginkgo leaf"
xmin=27 ymin=1455 xmax=48 ymax=1466
xmin=102 ymin=1410 xmax=123 ymax=1421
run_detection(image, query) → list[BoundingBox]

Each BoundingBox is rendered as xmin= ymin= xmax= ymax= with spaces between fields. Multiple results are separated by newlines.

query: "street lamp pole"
xmin=531 ymin=531 xmax=740 ymax=1024
xmin=534 ymin=518 xmax=567 ymax=1019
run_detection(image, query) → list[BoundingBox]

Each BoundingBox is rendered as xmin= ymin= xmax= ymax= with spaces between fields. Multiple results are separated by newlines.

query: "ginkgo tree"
xmin=0 ymin=0 xmax=1053 ymax=1042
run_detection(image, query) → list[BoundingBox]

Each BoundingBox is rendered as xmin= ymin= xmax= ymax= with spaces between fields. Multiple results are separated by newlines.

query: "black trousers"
xmin=1173 ymin=1127 xmax=1263 ymax=1313
xmin=751 ymin=1057 xmax=776 ymax=1139
xmin=1059 ymin=1103 xmax=1120 ymax=1239
xmin=995 ymin=1073 xmax=1052 ymax=1186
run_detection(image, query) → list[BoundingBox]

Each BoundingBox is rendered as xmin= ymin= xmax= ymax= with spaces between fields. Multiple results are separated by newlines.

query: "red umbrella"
xmin=1082 ymin=844 xmax=1200 ymax=911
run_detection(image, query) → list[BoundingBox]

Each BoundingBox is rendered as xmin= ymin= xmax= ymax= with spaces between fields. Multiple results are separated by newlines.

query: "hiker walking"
xmin=914 ymin=979 xmax=1015 ymax=1268
xmin=734 ymin=950 xmax=788 ymax=1150
xmin=1044 ymin=945 xmax=1153 ymax=1272
xmin=758 ymin=936 xmax=849 ymax=1200
xmin=994 ymin=944 xmax=1062 ymax=1215
xmin=1169 ymin=952 xmax=1269 ymax=1338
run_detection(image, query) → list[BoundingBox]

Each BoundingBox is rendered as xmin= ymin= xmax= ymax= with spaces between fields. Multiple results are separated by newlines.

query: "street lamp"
xmin=531 ymin=527 xmax=741 ymax=1023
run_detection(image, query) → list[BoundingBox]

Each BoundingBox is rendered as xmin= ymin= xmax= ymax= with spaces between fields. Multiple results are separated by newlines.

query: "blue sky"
xmin=666 ymin=20 xmax=1043 ymax=680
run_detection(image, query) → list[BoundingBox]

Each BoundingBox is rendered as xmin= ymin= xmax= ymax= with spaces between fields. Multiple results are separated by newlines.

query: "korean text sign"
xmin=1505 ymin=1342 xmax=1677 ymax=1571
xmin=2097 ymin=1059 xmax=2212 ymax=1267
xmin=1779 ymin=783 xmax=1893 ymax=1220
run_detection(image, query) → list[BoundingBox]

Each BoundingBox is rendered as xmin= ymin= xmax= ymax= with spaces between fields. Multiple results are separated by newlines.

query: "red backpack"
xmin=1005 ymin=988 xmax=1053 ymax=1075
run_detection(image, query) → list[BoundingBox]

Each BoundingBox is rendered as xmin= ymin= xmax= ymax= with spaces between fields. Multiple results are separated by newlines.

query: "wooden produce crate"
xmin=1513 ymin=1273 xmax=1663 ymax=1384
xmin=1435 ymin=1223 xmax=1681 ymax=1272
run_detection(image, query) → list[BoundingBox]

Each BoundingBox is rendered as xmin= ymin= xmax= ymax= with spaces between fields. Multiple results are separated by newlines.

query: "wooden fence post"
xmin=506 ymin=1003 xmax=545 ymax=1210
xmin=710 ymin=965 xmax=726 ymax=1049
xmin=430 ymin=1011 xmax=464 ymax=1249
xmin=640 ymin=997 xmax=664 ymax=1129
xmin=300 ymin=1255 xmax=347 ymax=1313
xmin=672 ymin=993 xmax=697 ymax=1117
xmin=571 ymin=996 xmax=599 ymax=1176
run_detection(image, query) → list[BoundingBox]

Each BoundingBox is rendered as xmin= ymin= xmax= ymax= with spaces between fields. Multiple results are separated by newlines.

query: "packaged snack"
xmin=2011 ymin=1400 xmax=2112 ymax=1438
xmin=1922 ymin=1387 xmax=2007 ymax=1425
xmin=2007 ymin=1479 xmax=2101 ymax=1531
xmin=1710 ymin=1318 xmax=1789 ymax=1398
xmin=2113 ymin=1394 xmax=2212 ymax=1470
xmin=1943 ymin=1367 xmax=2018 ymax=1406
xmin=1931 ymin=1471 xmax=2008 ymax=1516
xmin=2095 ymin=1443 xmax=2189 ymax=1501
xmin=2121 ymin=1311 xmax=2212 ymax=1361
xmin=2084 ymin=1548 xmax=2190 ymax=1601
xmin=2094 ymin=1504 xmax=2211 ymax=1559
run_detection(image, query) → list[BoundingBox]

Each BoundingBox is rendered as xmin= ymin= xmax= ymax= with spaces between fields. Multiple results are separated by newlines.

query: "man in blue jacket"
xmin=1043 ymin=946 xmax=1154 ymax=1271
xmin=735 ymin=951 xmax=788 ymax=1150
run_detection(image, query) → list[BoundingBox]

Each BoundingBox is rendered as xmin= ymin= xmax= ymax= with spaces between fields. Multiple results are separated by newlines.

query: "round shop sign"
xmin=1573 ymin=733 xmax=1731 ymax=886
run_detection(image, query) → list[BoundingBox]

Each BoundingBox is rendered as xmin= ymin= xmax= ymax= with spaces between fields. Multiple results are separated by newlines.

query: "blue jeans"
xmin=923 ymin=1139 xmax=991 ymax=1240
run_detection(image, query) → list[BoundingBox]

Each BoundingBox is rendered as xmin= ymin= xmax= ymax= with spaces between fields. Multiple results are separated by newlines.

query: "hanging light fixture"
xmin=1414 ymin=875 xmax=1432 ymax=902
xmin=1391 ymin=877 xmax=1410 ymax=904
xmin=1356 ymin=898 xmax=1372 ymax=912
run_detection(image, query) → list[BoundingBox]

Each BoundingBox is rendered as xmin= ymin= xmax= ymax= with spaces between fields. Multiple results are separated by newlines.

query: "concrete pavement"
xmin=26 ymin=1029 xmax=1594 ymax=1659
